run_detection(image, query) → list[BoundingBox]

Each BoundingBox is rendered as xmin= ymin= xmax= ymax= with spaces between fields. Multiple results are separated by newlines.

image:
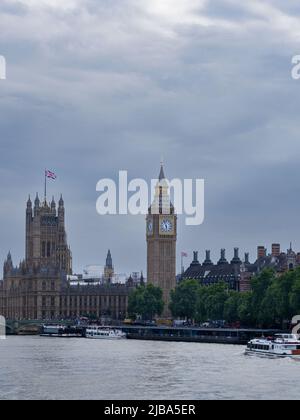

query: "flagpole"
xmin=44 ymin=169 xmax=47 ymax=203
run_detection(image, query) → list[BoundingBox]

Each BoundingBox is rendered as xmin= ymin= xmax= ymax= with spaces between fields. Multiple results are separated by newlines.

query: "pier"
xmin=119 ymin=326 xmax=285 ymax=345
xmin=5 ymin=320 xmax=285 ymax=344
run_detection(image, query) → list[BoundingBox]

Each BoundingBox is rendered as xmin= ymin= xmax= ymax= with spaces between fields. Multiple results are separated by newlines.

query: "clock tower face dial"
xmin=159 ymin=216 xmax=175 ymax=235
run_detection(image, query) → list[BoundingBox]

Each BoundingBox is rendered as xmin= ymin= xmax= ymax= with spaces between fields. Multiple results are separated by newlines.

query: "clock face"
xmin=160 ymin=218 xmax=173 ymax=234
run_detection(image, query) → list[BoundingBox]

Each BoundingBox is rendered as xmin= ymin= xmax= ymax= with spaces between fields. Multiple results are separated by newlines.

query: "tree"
xmin=224 ymin=292 xmax=240 ymax=323
xmin=128 ymin=284 xmax=164 ymax=321
xmin=205 ymin=283 xmax=228 ymax=321
xmin=251 ymin=269 xmax=275 ymax=325
xmin=289 ymin=274 xmax=300 ymax=316
xmin=258 ymin=284 xmax=278 ymax=327
xmin=169 ymin=279 xmax=199 ymax=320
xmin=196 ymin=286 xmax=210 ymax=323
xmin=237 ymin=292 xmax=253 ymax=327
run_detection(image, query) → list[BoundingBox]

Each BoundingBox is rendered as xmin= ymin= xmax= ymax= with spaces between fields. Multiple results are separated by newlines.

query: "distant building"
xmin=183 ymin=243 xmax=300 ymax=292
xmin=183 ymin=249 xmax=242 ymax=291
xmin=0 ymin=195 xmax=134 ymax=321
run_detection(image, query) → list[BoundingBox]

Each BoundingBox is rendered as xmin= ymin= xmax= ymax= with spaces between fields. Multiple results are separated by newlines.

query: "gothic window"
xmin=42 ymin=297 xmax=46 ymax=306
xmin=51 ymin=281 xmax=55 ymax=291
xmin=47 ymin=242 xmax=51 ymax=257
xmin=42 ymin=242 xmax=46 ymax=258
xmin=51 ymin=297 xmax=55 ymax=306
xmin=42 ymin=281 xmax=46 ymax=291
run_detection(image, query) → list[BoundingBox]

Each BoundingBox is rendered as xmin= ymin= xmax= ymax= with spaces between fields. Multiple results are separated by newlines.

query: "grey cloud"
xmin=0 ymin=0 xmax=300 ymax=274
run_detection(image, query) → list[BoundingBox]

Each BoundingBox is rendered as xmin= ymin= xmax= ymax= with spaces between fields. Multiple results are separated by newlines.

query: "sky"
xmin=1 ymin=0 xmax=300 ymax=276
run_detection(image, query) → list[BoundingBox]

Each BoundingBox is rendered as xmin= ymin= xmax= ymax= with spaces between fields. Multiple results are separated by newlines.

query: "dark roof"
xmin=183 ymin=262 xmax=240 ymax=286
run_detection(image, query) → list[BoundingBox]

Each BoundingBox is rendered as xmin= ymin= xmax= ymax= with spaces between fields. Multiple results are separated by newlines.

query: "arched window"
xmin=47 ymin=242 xmax=51 ymax=257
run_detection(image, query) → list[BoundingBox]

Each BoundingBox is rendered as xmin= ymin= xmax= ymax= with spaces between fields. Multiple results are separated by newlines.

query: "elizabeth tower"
xmin=146 ymin=165 xmax=177 ymax=317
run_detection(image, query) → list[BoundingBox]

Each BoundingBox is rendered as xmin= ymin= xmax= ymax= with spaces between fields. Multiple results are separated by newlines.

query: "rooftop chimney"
xmin=191 ymin=251 xmax=200 ymax=266
xmin=257 ymin=246 xmax=266 ymax=259
xmin=272 ymin=243 xmax=280 ymax=257
xmin=244 ymin=253 xmax=250 ymax=265
xmin=231 ymin=248 xmax=242 ymax=265
xmin=203 ymin=250 xmax=213 ymax=266
xmin=218 ymin=249 xmax=228 ymax=265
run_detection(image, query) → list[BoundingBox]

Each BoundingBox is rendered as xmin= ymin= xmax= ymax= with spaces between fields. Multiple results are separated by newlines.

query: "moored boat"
xmin=85 ymin=326 xmax=127 ymax=340
xmin=40 ymin=325 xmax=84 ymax=337
xmin=245 ymin=334 xmax=300 ymax=358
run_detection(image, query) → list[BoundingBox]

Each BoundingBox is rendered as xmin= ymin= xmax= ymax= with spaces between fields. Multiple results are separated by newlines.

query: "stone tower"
xmin=104 ymin=249 xmax=114 ymax=282
xmin=146 ymin=164 xmax=177 ymax=318
xmin=25 ymin=194 xmax=72 ymax=274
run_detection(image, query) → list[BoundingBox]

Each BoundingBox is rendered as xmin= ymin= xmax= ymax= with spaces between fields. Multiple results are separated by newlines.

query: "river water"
xmin=0 ymin=336 xmax=299 ymax=400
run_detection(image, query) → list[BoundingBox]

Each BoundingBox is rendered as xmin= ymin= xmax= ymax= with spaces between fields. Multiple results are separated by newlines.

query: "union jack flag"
xmin=45 ymin=170 xmax=57 ymax=180
xmin=181 ymin=252 xmax=188 ymax=258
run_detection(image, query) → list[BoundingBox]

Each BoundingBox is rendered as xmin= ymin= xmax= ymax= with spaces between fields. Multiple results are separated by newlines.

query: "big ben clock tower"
xmin=147 ymin=164 xmax=177 ymax=318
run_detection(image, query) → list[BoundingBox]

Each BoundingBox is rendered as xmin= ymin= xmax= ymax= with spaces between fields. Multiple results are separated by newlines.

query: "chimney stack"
xmin=203 ymin=250 xmax=212 ymax=266
xmin=245 ymin=253 xmax=250 ymax=265
xmin=257 ymin=246 xmax=266 ymax=259
xmin=272 ymin=243 xmax=280 ymax=257
xmin=191 ymin=251 xmax=200 ymax=266
xmin=231 ymin=248 xmax=242 ymax=265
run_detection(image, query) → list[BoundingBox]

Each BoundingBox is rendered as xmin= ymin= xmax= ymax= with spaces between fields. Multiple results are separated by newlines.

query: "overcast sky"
xmin=1 ymin=0 xmax=300 ymax=276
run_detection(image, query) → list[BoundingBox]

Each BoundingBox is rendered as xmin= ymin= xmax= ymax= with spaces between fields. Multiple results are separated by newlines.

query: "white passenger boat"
xmin=245 ymin=334 xmax=300 ymax=358
xmin=85 ymin=326 xmax=127 ymax=340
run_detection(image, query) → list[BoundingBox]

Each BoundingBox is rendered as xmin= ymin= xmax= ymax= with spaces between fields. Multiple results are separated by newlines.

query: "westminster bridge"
xmin=5 ymin=319 xmax=73 ymax=335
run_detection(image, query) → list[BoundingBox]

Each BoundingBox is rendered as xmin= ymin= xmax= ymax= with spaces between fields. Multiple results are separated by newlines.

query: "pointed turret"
xmin=34 ymin=193 xmax=41 ymax=216
xmin=27 ymin=195 xmax=32 ymax=209
xmin=104 ymin=249 xmax=114 ymax=281
xmin=3 ymin=251 xmax=13 ymax=278
xmin=140 ymin=271 xmax=145 ymax=286
xmin=34 ymin=193 xmax=40 ymax=207
xmin=51 ymin=196 xmax=56 ymax=213
xmin=159 ymin=163 xmax=165 ymax=181
xmin=59 ymin=194 xmax=64 ymax=207
xmin=106 ymin=249 xmax=113 ymax=269
xmin=150 ymin=163 xmax=174 ymax=215
xmin=58 ymin=194 xmax=65 ymax=225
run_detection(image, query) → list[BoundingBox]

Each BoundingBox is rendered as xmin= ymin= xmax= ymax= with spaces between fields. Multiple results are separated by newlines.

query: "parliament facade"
xmin=0 ymin=195 xmax=134 ymax=321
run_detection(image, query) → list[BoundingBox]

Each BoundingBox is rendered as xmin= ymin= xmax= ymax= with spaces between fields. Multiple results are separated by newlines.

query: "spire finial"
xmin=159 ymin=160 xmax=165 ymax=181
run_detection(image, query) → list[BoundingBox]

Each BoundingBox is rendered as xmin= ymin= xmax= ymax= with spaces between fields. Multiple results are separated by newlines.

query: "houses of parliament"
xmin=0 ymin=165 xmax=178 ymax=321
xmin=0 ymin=194 xmax=135 ymax=321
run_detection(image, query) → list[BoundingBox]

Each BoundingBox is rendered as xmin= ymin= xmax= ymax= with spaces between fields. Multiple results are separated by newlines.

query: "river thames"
xmin=0 ymin=336 xmax=299 ymax=400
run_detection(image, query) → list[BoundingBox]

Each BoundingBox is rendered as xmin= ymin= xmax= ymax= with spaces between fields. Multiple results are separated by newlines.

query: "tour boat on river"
xmin=245 ymin=334 xmax=300 ymax=358
xmin=40 ymin=325 xmax=84 ymax=338
xmin=85 ymin=326 xmax=127 ymax=340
